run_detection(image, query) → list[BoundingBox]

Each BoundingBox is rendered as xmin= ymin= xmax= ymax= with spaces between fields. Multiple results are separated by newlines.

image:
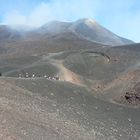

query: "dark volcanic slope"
xmin=0 ymin=25 xmax=25 ymax=41
xmin=0 ymin=19 xmax=139 ymax=140
xmin=63 ymin=43 xmax=140 ymax=106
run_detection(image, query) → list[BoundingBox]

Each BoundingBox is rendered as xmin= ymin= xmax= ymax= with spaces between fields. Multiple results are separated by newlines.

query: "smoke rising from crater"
xmin=0 ymin=0 xmax=140 ymax=42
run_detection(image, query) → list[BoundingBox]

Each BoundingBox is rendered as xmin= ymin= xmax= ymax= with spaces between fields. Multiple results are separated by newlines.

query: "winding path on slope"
xmin=44 ymin=52 xmax=84 ymax=85
xmin=50 ymin=59 xmax=84 ymax=86
xmin=3 ymin=50 xmax=111 ymax=87
xmin=3 ymin=52 xmax=84 ymax=86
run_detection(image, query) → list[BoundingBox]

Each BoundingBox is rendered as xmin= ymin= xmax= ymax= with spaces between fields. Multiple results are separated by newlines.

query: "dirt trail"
xmin=43 ymin=52 xmax=84 ymax=86
xmin=51 ymin=59 xmax=84 ymax=86
xmin=4 ymin=52 xmax=84 ymax=86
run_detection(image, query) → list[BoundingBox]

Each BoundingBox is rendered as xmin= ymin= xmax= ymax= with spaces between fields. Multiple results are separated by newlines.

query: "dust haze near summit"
xmin=0 ymin=0 xmax=140 ymax=42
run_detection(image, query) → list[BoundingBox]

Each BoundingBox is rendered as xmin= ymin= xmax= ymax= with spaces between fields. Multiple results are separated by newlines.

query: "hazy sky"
xmin=0 ymin=0 xmax=140 ymax=42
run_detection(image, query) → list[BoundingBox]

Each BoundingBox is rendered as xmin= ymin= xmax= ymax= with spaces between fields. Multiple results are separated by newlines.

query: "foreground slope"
xmin=0 ymin=77 xmax=140 ymax=140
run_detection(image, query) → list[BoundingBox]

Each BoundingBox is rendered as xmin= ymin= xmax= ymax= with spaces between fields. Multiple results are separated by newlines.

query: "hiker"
xmin=32 ymin=74 xmax=35 ymax=78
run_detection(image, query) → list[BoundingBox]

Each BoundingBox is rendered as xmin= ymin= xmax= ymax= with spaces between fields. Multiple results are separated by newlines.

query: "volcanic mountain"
xmin=0 ymin=18 xmax=133 ymax=45
xmin=0 ymin=19 xmax=139 ymax=140
xmin=34 ymin=18 xmax=133 ymax=45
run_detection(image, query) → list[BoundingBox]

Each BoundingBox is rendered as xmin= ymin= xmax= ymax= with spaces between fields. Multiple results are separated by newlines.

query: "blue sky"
xmin=0 ymin=0 xmax=140 ymax=42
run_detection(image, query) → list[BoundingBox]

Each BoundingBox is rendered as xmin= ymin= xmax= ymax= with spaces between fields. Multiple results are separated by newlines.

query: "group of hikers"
xmin=18 ymin=73 xmax=60 ymax=80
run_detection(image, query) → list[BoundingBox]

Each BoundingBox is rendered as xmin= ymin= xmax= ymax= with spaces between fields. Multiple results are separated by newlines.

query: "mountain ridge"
xmin=0 ymin=18 xmax=134 ymax=46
